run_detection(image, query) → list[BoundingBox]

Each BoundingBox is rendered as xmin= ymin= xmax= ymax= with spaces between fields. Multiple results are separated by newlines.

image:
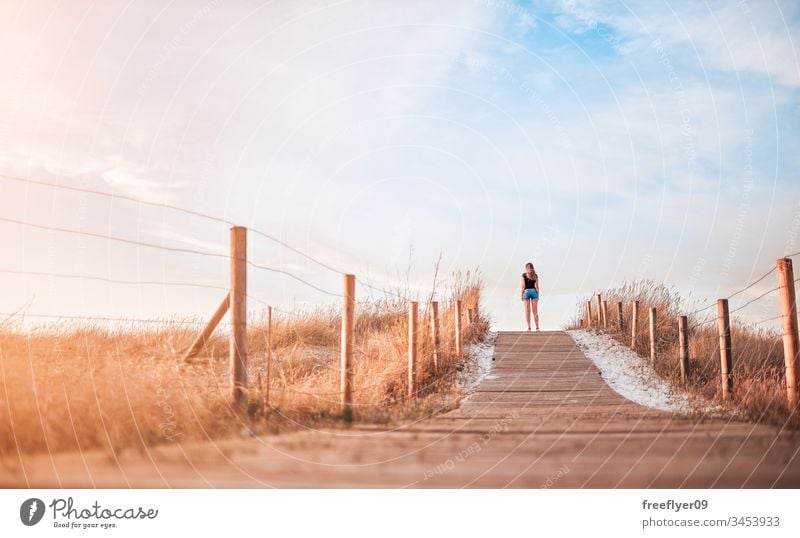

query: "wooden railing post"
xmin=431 ymin=301 xmax=441 ymax=373
xmin=230 ymin=226 xmax=248 ymax=409
xmin=587 ymin=301 xmax=593 ymax=328
xmin=630 ymin=300 xmax=639 ymax=348
xmin=678 ymin=315 xmax=690 ymax=383
xmin=717 ymin=298 xmax=733 ymax=399
xmin=408 ymin=301 xmax=418 ymax=399
xmin=616 ymin=301 xmax=624 ymax=333
xmin=341 ymin=274 xmax=355 ymax=418
xmin=648 ymin=307 xmax=657 ymax=362
xmin=777 ymin=258 xmax=799 ymax=408
xmin=265 ymin=305 xmax=272 ymax=409
xmin=596 ymin=294 xmax=603 ymax=326
xmin=454 ymin=299 xmax=463 ymax=356
xmin=602 ymin=300 xmax=608 ymax=330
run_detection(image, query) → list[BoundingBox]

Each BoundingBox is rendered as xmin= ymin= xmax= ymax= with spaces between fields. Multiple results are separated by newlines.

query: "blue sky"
xmin=1 ymin=0 xmax=798 ymax=330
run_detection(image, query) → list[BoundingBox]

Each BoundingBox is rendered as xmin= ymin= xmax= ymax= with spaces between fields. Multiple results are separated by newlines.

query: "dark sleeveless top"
xmin=522 ymin=273 xmax=537 ymax=289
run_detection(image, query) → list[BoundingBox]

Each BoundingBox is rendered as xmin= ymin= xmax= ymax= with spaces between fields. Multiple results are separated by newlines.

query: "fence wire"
xmin=1 ymin=172 xmax=414 ymax=301
xmin=687 ymin=265 xmax=778 ymax=316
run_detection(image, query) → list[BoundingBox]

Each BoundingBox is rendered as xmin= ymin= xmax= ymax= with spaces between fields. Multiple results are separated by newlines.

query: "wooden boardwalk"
xmin=3 ymin=331 xmax=799 ymax=487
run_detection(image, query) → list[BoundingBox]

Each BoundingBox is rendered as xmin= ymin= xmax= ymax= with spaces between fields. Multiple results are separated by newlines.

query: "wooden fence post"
xmin=717 ymin=298 xmax=733 ymax=399
xmin=455 ymin=299 xmax=463 ymax=356
xmin=596 ymin=294 xmax=603 ymax=326
xmin=678 ymin=315 xmax=690 ymax=383
xmin=602 ymin=300 xmax=608 ymax=330
xmin=341 ymin=274 xmax=355 ymax=418
xmin=648 ymin=307 xmax=657 ymax=362
xmin=230 ymin=226 xmax=248 ymax=409
xmin=265 ymin=306 xmax=272 ymax=409
xmin=777 ymin=258 xmax=799 ymax=408
xmin=586 ymin=301 xmax=592 ymax=328
xmin=408 ymin=301 xmax=418 ymax=399
xmin=630 ymin=300 xmax=639 ymax=348
xmin=616 ymin=301 xmax=624 ymax=333
xmin=431 ymin=301 xmax=441 ymax=374
xmin=183 ymin=292 xmax=230 ymax=361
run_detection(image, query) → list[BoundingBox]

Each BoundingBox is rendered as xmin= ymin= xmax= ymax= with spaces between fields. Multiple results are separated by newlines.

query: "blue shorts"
xmin=523 ymin=289 xmax=539 ymax=300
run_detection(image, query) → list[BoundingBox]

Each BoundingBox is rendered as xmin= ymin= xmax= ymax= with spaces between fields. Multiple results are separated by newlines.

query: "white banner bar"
xmin=1 ymin=489 xmax=797 ymax=537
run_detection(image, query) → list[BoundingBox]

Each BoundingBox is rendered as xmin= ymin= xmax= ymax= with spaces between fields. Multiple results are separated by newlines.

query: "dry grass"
xmin=0 ymin=272 xmax=489 ymax=457
xmin=565 ymin=279 xmax=798 ymax=429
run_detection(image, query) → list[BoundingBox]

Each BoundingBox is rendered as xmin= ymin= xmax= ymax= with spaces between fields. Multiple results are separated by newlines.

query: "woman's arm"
xmin=535 ymin=277 xmax=540 ymax=293
xmin=520 ymin=277 xmax=526 ymax=300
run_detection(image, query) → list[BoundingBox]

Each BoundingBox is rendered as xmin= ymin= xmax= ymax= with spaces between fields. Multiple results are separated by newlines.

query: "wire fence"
xmin=0 ymin=171 xmax=481 ymax=414
xmin=580 ymin=253 xmax=800 ymax=408
xmin=687 ymin=276 xmax=800 ymax=330
xmin=0 ymin=169 xmax=435 ymax=310
xmin=678 ymin=251 xmax=799 ymax=329
xmin=0 ymin=311 xmax=215 ymax=326
xmin=1 ymin=172 xmax=417 ymax=300
xmin=687 ymin=265 xmax=781 ymax=317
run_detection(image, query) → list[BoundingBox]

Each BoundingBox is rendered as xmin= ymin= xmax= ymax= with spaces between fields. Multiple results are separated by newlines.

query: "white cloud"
xmin=101 ymin=168 xmax=190 ymax=203
xmin=552 ymin=0 xmax=800 ymax=86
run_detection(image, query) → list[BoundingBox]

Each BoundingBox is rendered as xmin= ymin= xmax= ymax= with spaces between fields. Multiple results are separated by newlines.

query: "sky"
xmin=0 ymin=0 xmax=798 ymax=330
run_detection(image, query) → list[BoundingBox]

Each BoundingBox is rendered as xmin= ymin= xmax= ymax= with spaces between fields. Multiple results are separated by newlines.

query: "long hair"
xmin=525 ymin=262 xmax=537 ymax=280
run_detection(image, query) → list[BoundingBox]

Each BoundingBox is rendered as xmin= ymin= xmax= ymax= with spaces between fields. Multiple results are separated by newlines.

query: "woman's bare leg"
xmin=532 ymin=299 xmax=539 ymax=329
xmin=523 ymin=299 xmax=531 ymax=329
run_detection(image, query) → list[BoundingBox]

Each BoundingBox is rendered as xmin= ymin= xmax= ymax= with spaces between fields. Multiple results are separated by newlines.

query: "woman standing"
xmin=520 ymin=262 xmax=540 ymax=331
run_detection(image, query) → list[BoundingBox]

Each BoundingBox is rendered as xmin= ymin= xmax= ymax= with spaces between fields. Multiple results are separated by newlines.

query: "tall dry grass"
xmin=565 ymin=279 xmax=798 ymax=429
xmin=0 ymin=272 xmax=489 ymax=457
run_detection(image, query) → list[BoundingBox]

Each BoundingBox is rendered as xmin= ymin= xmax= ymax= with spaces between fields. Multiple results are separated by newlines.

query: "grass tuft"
xmin=0 ymin=271 xmax=489 ymax=456
xmin=565 ymin=279 xmax=798 ymax=429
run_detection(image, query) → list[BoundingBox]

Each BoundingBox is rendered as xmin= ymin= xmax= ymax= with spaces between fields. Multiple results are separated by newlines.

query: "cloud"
xmin=101 ymin=168 xmax=190 ymax=203
xmin=552 ymin=0 xmax=800 ymax=86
